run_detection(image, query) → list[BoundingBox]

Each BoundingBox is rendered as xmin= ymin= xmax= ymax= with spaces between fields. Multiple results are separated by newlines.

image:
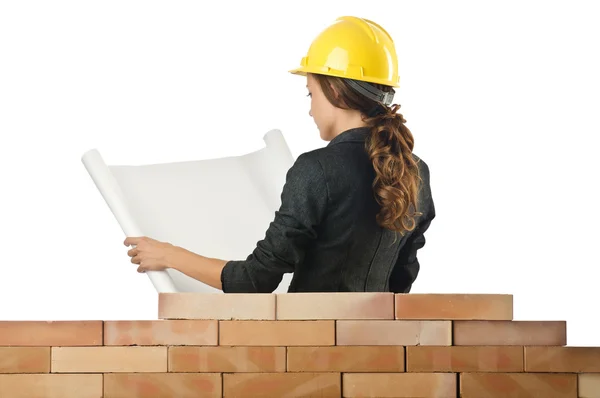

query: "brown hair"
xmin=312 ymin=73 xmax=423 ymax=237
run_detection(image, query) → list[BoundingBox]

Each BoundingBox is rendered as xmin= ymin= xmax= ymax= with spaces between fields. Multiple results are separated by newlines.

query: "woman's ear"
xmin=329 ymin=83 xmax=340 ymax=99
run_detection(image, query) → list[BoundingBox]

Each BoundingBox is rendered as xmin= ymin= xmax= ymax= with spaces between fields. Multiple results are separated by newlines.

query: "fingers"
xmin=124 ymin=236 xmax=145 ymax=246
xmin=126 ymin=238 xmax=148 ymax=268
xmin=124 ymin=236 xmax=161 ymax=273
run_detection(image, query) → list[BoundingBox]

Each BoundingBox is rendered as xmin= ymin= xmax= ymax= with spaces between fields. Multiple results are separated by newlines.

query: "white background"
xmin=1 ymin=1 xmax=598 ymax=346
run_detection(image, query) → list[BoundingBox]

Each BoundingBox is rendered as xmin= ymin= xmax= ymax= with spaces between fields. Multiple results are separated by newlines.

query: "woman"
xmin=125 ymin=16 xmax=435 ymax=293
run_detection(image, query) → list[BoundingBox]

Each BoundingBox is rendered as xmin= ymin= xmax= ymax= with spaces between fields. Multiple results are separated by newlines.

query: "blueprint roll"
xmin=81 ymin=129 xmax=296 ymax=294
xmin=81 ymin=149 xmax=178 ymax=293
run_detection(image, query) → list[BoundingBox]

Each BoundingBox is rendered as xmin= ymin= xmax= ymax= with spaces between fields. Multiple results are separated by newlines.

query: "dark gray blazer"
xmin=221 ymin=127 xmax=435 ymax=293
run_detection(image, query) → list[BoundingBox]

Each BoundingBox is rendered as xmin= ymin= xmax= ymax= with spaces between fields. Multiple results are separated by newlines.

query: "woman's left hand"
xmin=124 ymin=236 xmax=181 ymax=273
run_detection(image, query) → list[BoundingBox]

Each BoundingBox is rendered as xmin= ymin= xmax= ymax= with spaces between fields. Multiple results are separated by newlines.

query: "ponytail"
xmin=364 ymin=104 xmax=423 ymax=236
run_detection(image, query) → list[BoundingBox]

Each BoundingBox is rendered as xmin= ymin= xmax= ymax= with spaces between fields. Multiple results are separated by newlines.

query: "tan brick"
xmin=580 ymin=374 xmax=600 ymax=398
xmin=453 ymin=321 xmax=566 ymax=346
xmin=220 ymin=320 xmax=335 ymax=346
xmin=223 ymin=372 xmax=341 ymax=397
xmin=0 ymin=321 xmax=102 ymax=346
xmin=169 ymin=346 xmax=286 ymax=372
xmin=276 ymin=292 xmax=394 ymax=320
xmin=0 ymin=347 xmax=50 ymax=373
xmin=337 ymin=320 xmax=451 ymax=346
xmin=104 ymin=320 xmax=217 ymax=346
xmin=104 ymin=373 xmax=221 ymax=398
xmin=158 ymin=292 xmax=275 ymax=320
xmin=395 ymin=293 xmax=513 ymax=320
xmin=51 ymin=346 xmax=167 ymax=372
xmin=287 ymin=346 xmax=404 ymax=372
xmin=407 ymin=346 xmax=523 ymax=372
xmin=0 ymin=374 xmax=102 ymax=398
xmin=460 ymin=373 xmax=577 ymax=397
xmin=524 ymin=346 xmax=600 ymax=372
xmin=343 ymin=373 xmax=456 ymax=397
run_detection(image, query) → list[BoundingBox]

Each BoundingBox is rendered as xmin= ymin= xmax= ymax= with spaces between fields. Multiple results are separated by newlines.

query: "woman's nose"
xmin=309 ymin=109 xmax=312 ymax=117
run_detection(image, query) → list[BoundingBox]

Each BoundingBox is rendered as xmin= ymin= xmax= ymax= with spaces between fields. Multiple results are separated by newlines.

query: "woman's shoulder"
xmin=411 ymin=153 xmax=431 ymax=173
xmin=284 ymin=149 xmax=327 ymax=187
xmin=294 ymin=147 xmax=433 ymax=188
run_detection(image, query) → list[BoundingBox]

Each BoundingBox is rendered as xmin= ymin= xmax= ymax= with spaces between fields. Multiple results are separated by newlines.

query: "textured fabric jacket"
xmin=221 ymin=127 xmax=435 ymax=293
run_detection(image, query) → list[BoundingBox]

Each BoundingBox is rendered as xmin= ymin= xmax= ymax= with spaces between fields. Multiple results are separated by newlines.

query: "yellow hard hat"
xmin=289 ymin=16 xmax=400 ymax=88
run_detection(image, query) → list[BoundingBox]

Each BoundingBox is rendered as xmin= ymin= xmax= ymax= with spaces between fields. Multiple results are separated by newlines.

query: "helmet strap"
xmin=346 ymin=79 xmax=395 ymax=106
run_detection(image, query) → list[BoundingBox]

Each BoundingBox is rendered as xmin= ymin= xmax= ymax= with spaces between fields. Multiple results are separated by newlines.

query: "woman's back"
xmin=290 ymin=127 xmax=434 ymax=292
xmin=221 ymin=126 xmax=435 ymax=293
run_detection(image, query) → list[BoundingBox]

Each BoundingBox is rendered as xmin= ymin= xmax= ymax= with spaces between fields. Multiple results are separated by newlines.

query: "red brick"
xmin=579 ymin=374 xmax=600 ymax=398
xmin=395 ymin=293 xmax=513 ymax=320
xmin=219 ymin=321 xmax=335 ymax=346
xmin=51 ymin=346 xmax=167 ymax=373
xmin=169 ymin=346 xmax=286 ymax=372
xmin=158 ymin=293 xmax=275 ymax=320
xmin=343 ymin=373 xmax=456 ymax=397
xmin=223 ymin=373 xmax=341 ymax=397
xmin=104 ymin=320 xmax=217 ymax=346
xmin=407 ymin=346 xmax=523 ymax=372
xmin=460 ymin=373 xmax=577 ymax=397
xmin=337 ymin=320 xmax=451 ymax=346
xmin=453 ymin=321 xmax=566 ymax=346
xmin=524 ymin=346 xmax=600 ymax=372
xmin=276 ymin=292 xmax=394 ymax=320
xmin=0 ymin=347 xmax=50 ymax=373
xmin=0 ymin=321 xmax=102 ymax=346
xmin=0 ymin=374 xmax=102 ymax=398
xmin=287 ymin=346 xmax=404 ymax=372
xmin=104 ymin=373 xmax=221 ymax=398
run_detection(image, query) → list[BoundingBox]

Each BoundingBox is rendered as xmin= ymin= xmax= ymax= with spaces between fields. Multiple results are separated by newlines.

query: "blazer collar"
xmin=327 ymin=127 xmax=371 ymax=147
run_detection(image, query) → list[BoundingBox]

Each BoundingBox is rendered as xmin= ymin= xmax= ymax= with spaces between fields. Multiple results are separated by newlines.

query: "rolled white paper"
xmin=81 ymin=148 xmax=178 ymax=293
xmin=81 ymin=129 xmax=295 ymax=294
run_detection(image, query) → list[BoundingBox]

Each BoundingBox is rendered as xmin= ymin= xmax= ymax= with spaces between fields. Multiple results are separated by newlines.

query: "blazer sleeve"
xmin=389 ymin=162 xmax=436 ymax=293
xmin=220 ymin=152 xmax=328 ymax=293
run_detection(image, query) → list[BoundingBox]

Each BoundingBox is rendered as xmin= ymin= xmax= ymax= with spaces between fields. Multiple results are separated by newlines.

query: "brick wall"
xmin=1 ymin=293 xmax=599 ymax=397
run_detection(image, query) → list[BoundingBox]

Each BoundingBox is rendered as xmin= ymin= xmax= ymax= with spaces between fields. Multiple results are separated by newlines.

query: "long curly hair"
xmin=313 ymin=73 xmax=423 ymax=237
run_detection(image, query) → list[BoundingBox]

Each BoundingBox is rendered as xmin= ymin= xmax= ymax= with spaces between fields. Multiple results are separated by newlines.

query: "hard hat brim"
xmin=289 ymin=66 xmax=399 ymax=88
